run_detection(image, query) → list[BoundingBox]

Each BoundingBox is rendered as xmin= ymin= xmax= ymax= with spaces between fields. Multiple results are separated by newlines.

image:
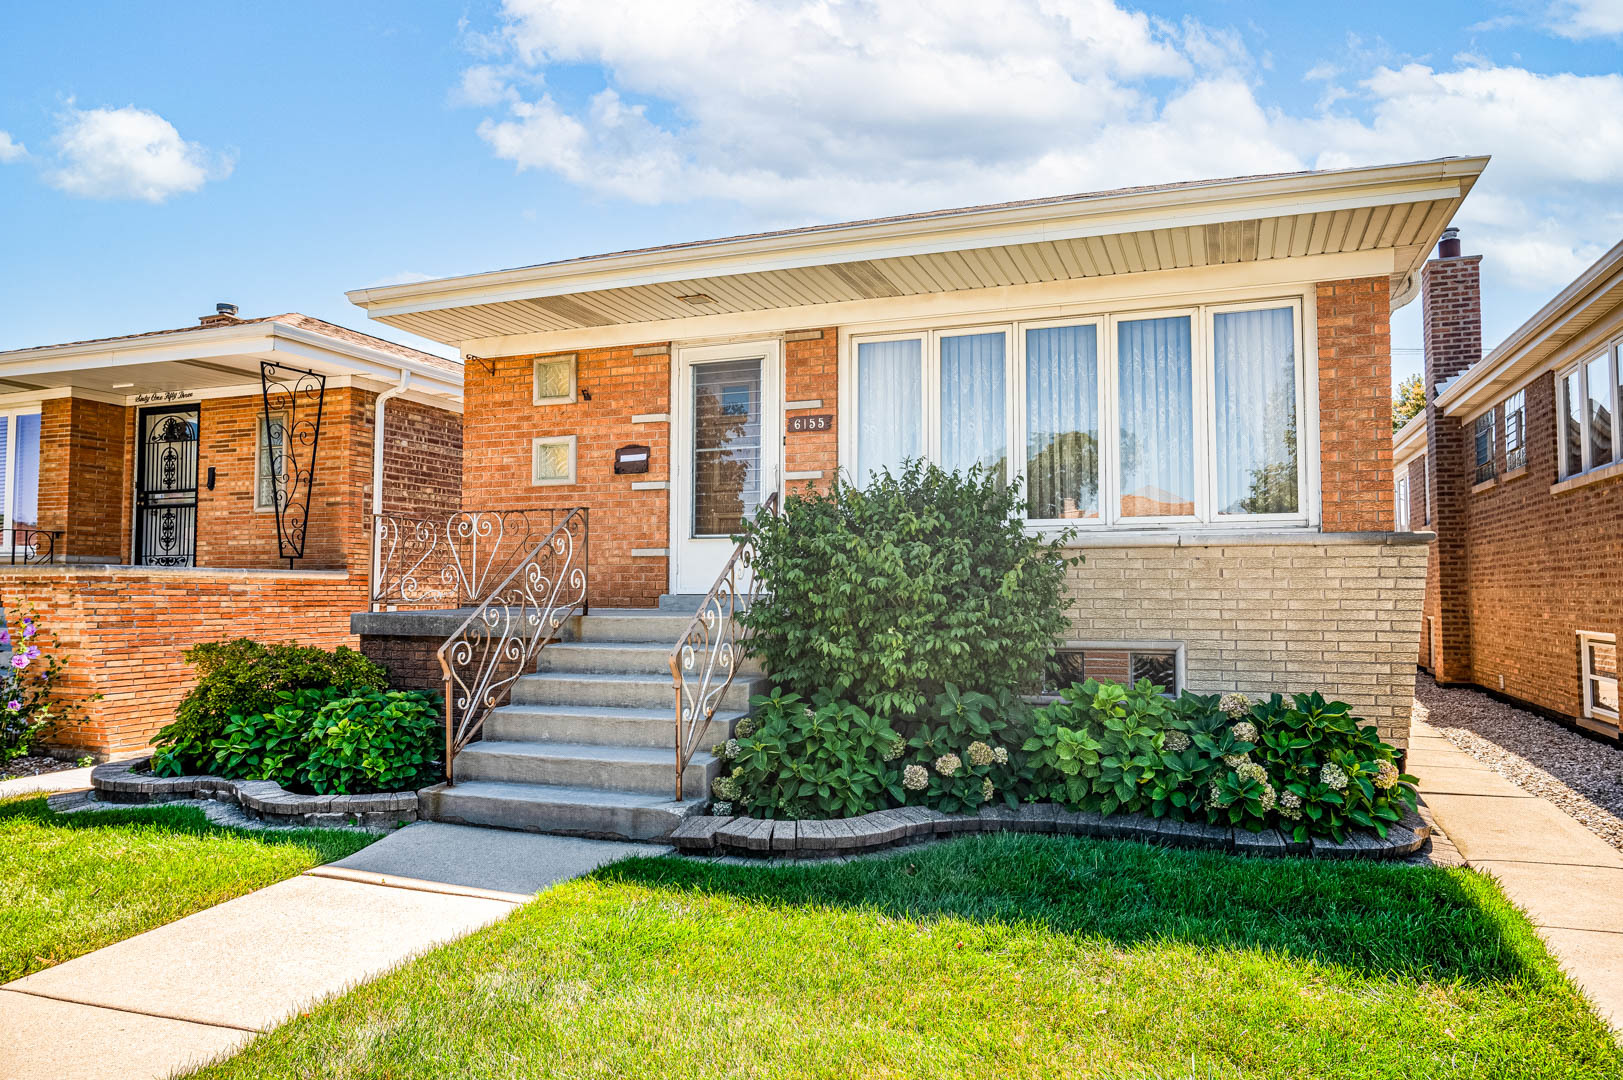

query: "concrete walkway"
xmin=0 ymin=821 xmax=669 ymax=1080
xmin=1411 ymin=718 xmax=1623 ymax=1030
xmin=0 ymin=764 xmax=96 ymax=799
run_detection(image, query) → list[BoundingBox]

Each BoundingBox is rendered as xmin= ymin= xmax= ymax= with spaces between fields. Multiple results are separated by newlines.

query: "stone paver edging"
xmin=90 ymin=759 xmax=419 ymax=828
xmin=673 ymin=801 xmax=1430 ymax=859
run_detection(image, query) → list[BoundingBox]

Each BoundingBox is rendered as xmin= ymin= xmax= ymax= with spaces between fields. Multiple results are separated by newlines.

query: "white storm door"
xmin=671 ymin=340 xmax=782 ymax=594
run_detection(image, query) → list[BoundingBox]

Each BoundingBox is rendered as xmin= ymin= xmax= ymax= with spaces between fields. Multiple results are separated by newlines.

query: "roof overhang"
xmin=1436 ymin=237 xmax=1623 ymax=418
xmin=0 ymin=321 xmax=464 ymax=406
xmin=1393 ymin=410 xmax=1427 ymax=462
xmin=349 ymin=156 xmax=1488 ymax=354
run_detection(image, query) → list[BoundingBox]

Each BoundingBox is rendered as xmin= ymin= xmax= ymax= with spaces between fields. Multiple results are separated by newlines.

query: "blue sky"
xmin=3 ymin=1 xmax=1621 ymax=386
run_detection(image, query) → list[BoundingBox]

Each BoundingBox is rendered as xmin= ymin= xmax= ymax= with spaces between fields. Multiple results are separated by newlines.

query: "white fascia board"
xmin=348 ymin=161 xmax=1481 ymax=319
xmin=1393 ymin=412 xmax=1427 ymax=459
xmin=264 ymin=326 xmax=463 ymax=400
xmin=448 ymin=248 xmax=1395 ymax=358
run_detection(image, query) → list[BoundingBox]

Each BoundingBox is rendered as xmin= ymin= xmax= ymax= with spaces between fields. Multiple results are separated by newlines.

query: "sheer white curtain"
xmin=939 ymin=331 xmax=1006 ymax=477
xmin=857 ymin=338 xmax=922 ymax=482
xmin=1025 ymin=324 xmax=1099 ymax=518
xmin=1117 ymin=316 xmax=1193 ymax=517
xmin=1213 ymin=307 xmax=1298 ymax=514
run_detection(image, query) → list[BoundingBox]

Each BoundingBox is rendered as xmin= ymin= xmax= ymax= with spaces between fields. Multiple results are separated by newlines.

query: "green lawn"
xmin=0 ymin=795 xmax=376 ymax=980
xmin=183 ymin=833 xmax=1619 ymax=1080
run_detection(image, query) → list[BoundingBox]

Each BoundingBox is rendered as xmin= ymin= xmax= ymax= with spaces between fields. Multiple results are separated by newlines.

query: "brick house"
xmin=349 ymin=154 xmax=1486 ymax=777
xmin=0 ymin=307 xmax=463 ymax=757
xmin=1395 ymin=231 xmax=1623 ymax=740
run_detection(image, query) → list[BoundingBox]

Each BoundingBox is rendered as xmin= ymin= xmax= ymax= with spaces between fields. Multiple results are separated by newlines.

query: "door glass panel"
xmin=11 ymin=413 xmax=39 ymax=530
xmin=1587 ymin=353 xmax=1613 ymax=468
xmin=1213 ymin=307 xmax=1298 ymax=514
xmin=691 ymin=358 xmax=762 ymax=537
xmin=1025 ymin=324 xmax=1099 ymax=519
xmin=939 ymin=331 xmax=1006 ymax=477
xmin=1118 ymin=316 xmax=1194 ymax=517
xmin=1563 ymin=369 xmax=1584 ymax=476
xmin=856 ymin=338 xmax=921 ymax=483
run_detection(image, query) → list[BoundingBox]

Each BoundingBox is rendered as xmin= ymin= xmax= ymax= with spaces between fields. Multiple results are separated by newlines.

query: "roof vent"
xmin=1438 ymin=227 xmax=1461 ymax=259
xmin=199 ymin=302 xmax=241 ymax=327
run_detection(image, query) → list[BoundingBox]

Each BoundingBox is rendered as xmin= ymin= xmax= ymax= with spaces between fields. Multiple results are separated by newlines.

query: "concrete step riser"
xmin=421 ymin=788 xmax=690 ymax=842
xmin=511 ymin=675 xmax=766 ymax=711
xmin=567 ymin=614 xmax=715 ymax=643
xmin=482 ymin=709 xmax=736 ymax=750
xmin=453 ymin=750 xmax=719 ymax=796
xmin=535 ymin=643 xmax=762 ymax=678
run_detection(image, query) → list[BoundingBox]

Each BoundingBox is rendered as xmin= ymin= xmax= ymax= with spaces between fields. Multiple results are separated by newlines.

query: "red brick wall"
xmin=380 ymin=396 xmax=463 ymax=519
xmin=1453 ymin=371 xmax=1623 ymax=718
xmin=785 ymin=329 xmax=839 ymax=495
xmin=461 ymin=344 xmax=673 ymax=608
xmin=1421 ymin=254 xmax=1482 ymax=684
xmin=1407 ymin=455 xmax=1429 ymax=528
xmin=1 ymin=566 xmax=367 ymax=756
xmin=1316 ymin=277 xmax=1394 ymax=532
xmin=36 ymin=397 xmax=131 ymax=562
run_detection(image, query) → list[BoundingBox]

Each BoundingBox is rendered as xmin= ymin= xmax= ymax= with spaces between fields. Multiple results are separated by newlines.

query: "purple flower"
xmin=24 ymin=645 xmax=38 ymax=660
xmin=22 ymin=620 xmax=35 ymax=639
xmin=5 ymin=700 xmax=18 ymax=712
xmin=10 ymin=655 xmax=28 ymax=670
xmin=0 ymin=629 xmax=10 ymax=647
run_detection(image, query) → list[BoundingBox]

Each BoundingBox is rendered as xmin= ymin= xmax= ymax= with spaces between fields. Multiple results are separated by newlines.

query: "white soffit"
xmin=349 ymin=157 xmax=1488 ymax=347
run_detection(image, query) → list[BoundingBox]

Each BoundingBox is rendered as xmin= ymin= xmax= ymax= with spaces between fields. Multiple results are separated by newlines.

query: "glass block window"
xmin=1130 ymin=651 xmax=1178 ymax=693
xmin=531 ymin=435 xmax=577 ymax=486
xmin=533 ymin=355 xmax=577 ymax=405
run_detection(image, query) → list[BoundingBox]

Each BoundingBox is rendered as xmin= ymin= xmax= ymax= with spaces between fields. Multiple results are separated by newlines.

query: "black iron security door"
xmin=135 ymin=405 xmax=200 ymax=566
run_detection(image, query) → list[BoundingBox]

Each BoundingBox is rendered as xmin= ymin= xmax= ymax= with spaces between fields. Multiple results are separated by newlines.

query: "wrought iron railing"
xmin=370 ymin=508 xmax=583 ymax=611
xmin=436 ymin=508 xmax=589 ymax=782
xmin=668 ymin=492 xmax=778 ymax=801
xmin=4 ymin=528 xmax=63 ymax=565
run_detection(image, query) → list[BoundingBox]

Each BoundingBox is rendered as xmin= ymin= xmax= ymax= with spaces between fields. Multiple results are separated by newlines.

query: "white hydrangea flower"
xmin=1223 ymin=753 xmax=1249 ymax=769
xmin=1219 ymin=692 xmax=1252 ymax=719
xmin=1258 ymin=783 xmax=1277 ymax=812
xmin=1236 ymin=760 xmax=1268 ymax=786
xmin=719 ymin=738 xmax=741 ymax=760
xmin=1320 ymin=762 xmax=1349 ymax=791
xmin=1207 ymin=780 xmax=1232 ymax=808
xmin=993 ymin=746 xmax=1009 ymax=765
xmin=902 ymin=763 xmax=929 ymax=791
xmin=882 ymin=734 xmax=906 ymax=762
xmin=1278 ymin=790 xmax=1303 ymax=820
xmin=1163 ymin=729 xmax=1191 ymax=752
xmin=934 ymin=753 xmax=962 ymax=777
xmin=981 ymin=777 xmax=995 ymax=803
xmin=711 ymin=775 xmax=740 ymax=801
xmin=712 ymin=800 xmax=734 ymax=816
xmin=734 ymin=717 xmax=756 ymax=738
xmin=1373 ymin=760 xmax=1400 ymax=790
xmin=1230 ymin=721 xmax=1259 ymax=744
xmin=967 ymin=741 xmax=994 ymax=767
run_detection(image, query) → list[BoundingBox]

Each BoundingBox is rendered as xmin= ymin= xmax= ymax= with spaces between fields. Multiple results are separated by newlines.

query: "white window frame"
xmin=1503 ymin=389 xmax=1527 ymax=473
xmin=254 ymin=409 xmax=289 ymax=512
xmin=0 ymin=404 xmax=44 ymax=546
xmin=532 ymin=354 xmax=578 ymax=406
xmin=531 ymin=434 xmax=578 ymax=486
xmin=843 ymin=295 xmax=1309 ymax=530
xmin=1559 ymin=343 xmax=1621 ymax=479
xmin=1579 ymin=630 xmax=1618 ymax=723
xmin=1395 ymin=474 xmax=1410 ymax=531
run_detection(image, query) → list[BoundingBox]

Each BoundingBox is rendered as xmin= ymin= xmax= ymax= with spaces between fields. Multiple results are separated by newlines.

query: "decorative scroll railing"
xmin=261 ymin=361 xmax=326 ymax=569
xmin=4 ymin=528 xmax=63 ymax=565
xmin=370 ymin=508 xmax=582 ymax=611
xmin=436 ymin=508 xmax=589 ymax=782
xmin=668 ymin=492 xmax=779 ymax=801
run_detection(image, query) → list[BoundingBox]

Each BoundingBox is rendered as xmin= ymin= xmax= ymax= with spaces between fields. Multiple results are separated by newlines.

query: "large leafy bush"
xmin=738 ymin=461 xmax=1075 ymax=717
xmin=156 ymin=639 xmax=388 ymax=768
xmin=715 ymin=689 xmax=900 ymax=819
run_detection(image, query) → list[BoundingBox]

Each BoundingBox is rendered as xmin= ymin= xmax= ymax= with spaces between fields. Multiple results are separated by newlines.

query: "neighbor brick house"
xmin=1395 ymin=231 xmax=1622 ymax=740
xmin=350 ymin=156 xmax=1488 ymax=756
xmin=0 ymin=307 xmax=463 ymax=756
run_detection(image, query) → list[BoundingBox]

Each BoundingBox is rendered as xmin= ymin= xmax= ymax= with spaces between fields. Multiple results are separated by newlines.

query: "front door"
xmin=135 ymin=405 xmax=200 ymax=566
xmin=671 ymin=341 xmax=782 ymax=594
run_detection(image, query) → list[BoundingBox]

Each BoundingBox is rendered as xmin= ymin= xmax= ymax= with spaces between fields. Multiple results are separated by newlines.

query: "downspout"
xmin=369 ymin=372 xmax=412 ymax=610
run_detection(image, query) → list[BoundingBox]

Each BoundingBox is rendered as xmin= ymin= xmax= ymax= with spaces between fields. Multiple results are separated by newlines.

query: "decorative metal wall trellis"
xmin=134 ymin=405 xmax=199 ymax=567
xmin=260 ymin=362 xmax=327 ymax=568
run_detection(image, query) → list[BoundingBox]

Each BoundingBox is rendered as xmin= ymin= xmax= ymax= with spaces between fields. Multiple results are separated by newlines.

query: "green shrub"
xmin=739 ymin=460 xmax=1076 ymax=718
xmin=898 ymin=684 xmax=1027 ymax=813
xmin=155 ymin=639 xmax=387 ymax=770
xmin=715 ymin=689 xmax=900 ymax=819
xmin=302 ymin=690 xmax=443 ymax=795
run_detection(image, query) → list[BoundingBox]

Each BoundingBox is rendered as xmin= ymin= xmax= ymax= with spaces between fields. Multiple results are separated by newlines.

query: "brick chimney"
xmin=198 ymin=302 xmax=241 ymax=328
xmin=1421 ymin=226 xmax=1482 ymax=685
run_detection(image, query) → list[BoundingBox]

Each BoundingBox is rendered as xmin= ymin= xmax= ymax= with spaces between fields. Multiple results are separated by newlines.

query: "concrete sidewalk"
xmin=1411 ymin=719 xmax=1623 ymax=1030
xmin=0 ymin=764 xmax=95 ymax=799
xmin=0 ymin=821 xmax=669 ymax=1080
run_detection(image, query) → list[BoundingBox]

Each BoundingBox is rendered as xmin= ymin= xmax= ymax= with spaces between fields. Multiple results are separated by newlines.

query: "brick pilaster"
xmin=1421 ymin=251 xmax=1482 ymax=685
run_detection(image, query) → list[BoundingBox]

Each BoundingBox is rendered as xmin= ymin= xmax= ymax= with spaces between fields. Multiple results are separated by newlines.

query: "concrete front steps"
xmin=422 ymin=606 xmax=765 ymax=842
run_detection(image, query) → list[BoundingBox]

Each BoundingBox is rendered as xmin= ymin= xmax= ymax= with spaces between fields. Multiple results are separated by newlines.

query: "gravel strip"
xmin=0 ymin=755 xmax=82 ymax=782
xmin=1415 ymin=674 xmax=1623 ymax=852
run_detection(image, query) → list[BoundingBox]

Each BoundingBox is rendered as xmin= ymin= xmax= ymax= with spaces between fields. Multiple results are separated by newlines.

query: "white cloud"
xmin=48 ymin=104 xmax=231 ymax=202
xmin=1546 ymin=0 xmax=1623 ymax=39
xmin=0 ymin=131 xmax=25 ymax=163
xmin=461 ymin=1 xmax=1623 ymax=297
